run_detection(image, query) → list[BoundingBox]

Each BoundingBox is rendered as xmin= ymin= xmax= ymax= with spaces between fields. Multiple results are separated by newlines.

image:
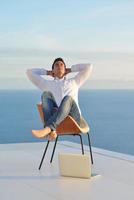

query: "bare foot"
xmin=48 ymin=131 xmax=57 ymax=141
xmin=32 ymin=127 xmax=51 ymax=138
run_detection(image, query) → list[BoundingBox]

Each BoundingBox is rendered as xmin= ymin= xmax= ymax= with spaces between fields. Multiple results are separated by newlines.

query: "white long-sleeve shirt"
xmin=26 ymin=63 xmax=93 ymax=115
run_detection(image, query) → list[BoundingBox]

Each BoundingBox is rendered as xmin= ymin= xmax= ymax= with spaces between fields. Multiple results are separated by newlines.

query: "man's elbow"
xmin=86 ymin=63 xmax=93 ymax=73
xmin=26 ymin=69 xmax=34 ymax=80
xmin=26 ymin=69 xmax=32 ymax=76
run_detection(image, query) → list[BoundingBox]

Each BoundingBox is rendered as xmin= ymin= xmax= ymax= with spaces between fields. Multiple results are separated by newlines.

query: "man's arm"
xmin=65 ymin=68 xmax=71 ymax=75
xmin=47 ymin=70 xmax=54 ymax=76
xmin=71 ymin=63 xmax=93 ymax=87
xmin=26 ymin=68 xmax=51 ymax=90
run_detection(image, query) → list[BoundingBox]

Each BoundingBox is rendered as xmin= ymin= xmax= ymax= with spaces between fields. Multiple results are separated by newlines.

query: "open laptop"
xmin=58 ymin=153 xmax=91 ymax=179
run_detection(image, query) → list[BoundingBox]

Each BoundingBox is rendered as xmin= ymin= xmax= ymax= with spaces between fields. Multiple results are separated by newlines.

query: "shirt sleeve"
xmin=26 ymin=68 xmax=49 ymax=90
xmin=71 ymin=63 xmax=93 ymax=87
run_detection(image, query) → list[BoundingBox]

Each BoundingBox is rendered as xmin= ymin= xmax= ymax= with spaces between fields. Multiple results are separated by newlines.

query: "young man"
xmin=26 ymin=57 xmax=93 ymax=140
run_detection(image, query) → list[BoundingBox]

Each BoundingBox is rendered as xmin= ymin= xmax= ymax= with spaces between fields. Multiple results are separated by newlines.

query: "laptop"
xmin=58 ymin=153 xmax=91 ymax=179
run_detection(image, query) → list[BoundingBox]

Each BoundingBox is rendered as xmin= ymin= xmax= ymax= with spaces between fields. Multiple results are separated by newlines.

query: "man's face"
xmin=52 ymin=61 xmax=65 ymax=78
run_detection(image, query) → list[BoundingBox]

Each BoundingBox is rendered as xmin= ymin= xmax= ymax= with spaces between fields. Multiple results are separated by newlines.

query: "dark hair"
xmin=52 ymin=57 xmax=66 ymax=70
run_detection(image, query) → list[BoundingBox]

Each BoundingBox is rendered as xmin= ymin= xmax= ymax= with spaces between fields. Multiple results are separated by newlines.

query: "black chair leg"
xmin=39 ymin=140 xmax=50 ymax=170
xmin=38 ymin=133 xmax=93 ymax=168
xmin=78 ymin=134 xmax=84 ymax=155
xmin=87 ymin=132 xmax=93 ymax=164
xmin=50 ymin=136 xmax=59 ymax=163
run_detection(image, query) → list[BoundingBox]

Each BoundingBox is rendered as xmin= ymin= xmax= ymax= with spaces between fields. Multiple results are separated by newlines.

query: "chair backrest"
xmin=37 ymin=103 xmax=45 ymax=124
xmin=36 ymin=103 xmax=89 ymax=134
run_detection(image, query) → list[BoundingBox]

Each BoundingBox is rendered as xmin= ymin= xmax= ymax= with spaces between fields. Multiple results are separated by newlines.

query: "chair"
xmin=36 ymin=103 xmax=93 ymax=170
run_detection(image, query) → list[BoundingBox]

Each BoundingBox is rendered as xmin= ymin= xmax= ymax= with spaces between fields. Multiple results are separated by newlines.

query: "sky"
xmin=0 ymin=0 xmax=134 ymax=89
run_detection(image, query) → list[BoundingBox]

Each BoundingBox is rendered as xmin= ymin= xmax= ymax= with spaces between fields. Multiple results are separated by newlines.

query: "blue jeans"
xmin=41 ymin=91 xmax=81 ymax=131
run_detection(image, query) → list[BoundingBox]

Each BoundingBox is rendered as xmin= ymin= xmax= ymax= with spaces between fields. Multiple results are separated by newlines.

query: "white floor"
xmin=0 ymin=141 xmax=134 ymax=200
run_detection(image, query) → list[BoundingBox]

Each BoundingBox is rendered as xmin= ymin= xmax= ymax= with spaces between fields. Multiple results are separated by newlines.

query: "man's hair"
xmin=52 ymin=57 xmax=66 ymax=70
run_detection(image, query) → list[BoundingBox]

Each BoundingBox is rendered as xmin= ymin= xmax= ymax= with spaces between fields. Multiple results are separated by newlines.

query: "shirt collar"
xmin=54 ymin=76 xmax=66 ymax=81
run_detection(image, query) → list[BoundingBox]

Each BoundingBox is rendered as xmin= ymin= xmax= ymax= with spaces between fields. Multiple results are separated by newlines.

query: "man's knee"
xmin=63 ymin=95 xmax=73 ymax=103
xmin=41 ymin=91 xmax=53 ymax=99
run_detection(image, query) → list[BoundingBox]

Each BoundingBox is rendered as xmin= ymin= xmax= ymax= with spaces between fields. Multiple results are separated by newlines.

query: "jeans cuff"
xmin=48 ymin=124 xmax=56 ymax=131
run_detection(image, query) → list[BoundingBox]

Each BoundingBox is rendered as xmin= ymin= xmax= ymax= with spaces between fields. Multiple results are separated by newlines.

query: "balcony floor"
xmin=0 ymin=141 xmax=134 ymax=200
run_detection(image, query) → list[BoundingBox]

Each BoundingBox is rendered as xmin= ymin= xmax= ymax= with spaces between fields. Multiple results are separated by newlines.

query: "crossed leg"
xmin=32 ymin=91 xmax=80 ymax=140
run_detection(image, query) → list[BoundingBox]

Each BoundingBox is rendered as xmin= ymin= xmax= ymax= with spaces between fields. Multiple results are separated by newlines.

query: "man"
xmin=26 ymin=57 xmax=93 ymax=140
